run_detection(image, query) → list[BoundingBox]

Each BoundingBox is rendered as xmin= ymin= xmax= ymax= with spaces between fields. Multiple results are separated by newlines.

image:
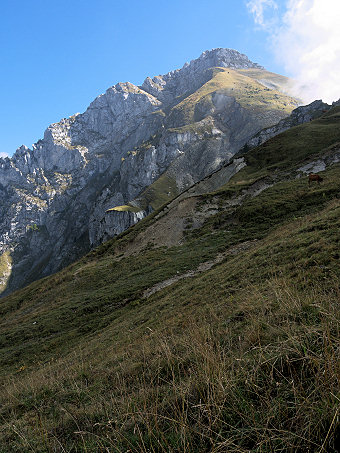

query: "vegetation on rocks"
xmin=0 ymin=251 xmax=12 ymax=292
xmin=135 ymin=174 xmax=179 ymax=210
xmin=107 ymin=205 xmax=143 ymax=213
xmin=170 ymin=68 xmax=298 ymax=126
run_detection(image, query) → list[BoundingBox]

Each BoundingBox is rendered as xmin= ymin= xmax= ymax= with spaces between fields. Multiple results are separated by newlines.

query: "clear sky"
xmin=0 ymin=0 xmax=283 ymax=157
xmin=2 ymin=0 xmax=338 ymax=157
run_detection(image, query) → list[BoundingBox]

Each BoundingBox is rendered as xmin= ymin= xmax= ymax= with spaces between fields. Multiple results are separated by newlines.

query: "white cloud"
xmin=247 ymin=0 xmax=340 ymax=104
xmin=246 ymin=0 xmax=278 ymax=29
xmin=0 ymin=152 xmax=9 ymax=159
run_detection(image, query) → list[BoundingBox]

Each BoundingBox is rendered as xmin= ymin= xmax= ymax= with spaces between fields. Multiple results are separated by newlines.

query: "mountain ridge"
xmin=0 ymin=49 xmax=276 ymax=167
xmin=0 ymin=48 xmax=299 ymax=296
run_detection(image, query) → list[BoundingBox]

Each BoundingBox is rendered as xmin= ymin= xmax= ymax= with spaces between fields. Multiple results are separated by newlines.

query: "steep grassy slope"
xmin=238 ymin=68 xmax=293 ymax=92
xmin=169 ymin=68 xmax=297 ymax=127
xmin=238 ymin=106 xmax=340 ymax=174
xmin=0 ymin=112 xmax=339 ymax=452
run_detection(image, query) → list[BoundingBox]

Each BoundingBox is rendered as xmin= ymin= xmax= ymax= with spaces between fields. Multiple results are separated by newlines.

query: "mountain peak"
xmin=141 ymin=48 xmax=264 ymax=102
xmin=193 ymin=48 xmax=264 ymax=70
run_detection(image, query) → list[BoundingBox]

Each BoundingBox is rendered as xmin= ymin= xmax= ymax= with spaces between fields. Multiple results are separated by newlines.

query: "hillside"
xmin=0 ymin=48 xmax=300 ymax=297
xmin=0 ymin=108 xmax=339 ymax=452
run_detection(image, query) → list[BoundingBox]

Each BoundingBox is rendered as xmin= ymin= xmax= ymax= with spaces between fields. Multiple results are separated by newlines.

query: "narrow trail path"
xmin=142 ymin=239 xmax=257 ymax=299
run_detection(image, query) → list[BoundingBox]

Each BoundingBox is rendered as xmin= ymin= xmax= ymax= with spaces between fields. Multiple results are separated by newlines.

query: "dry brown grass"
xmin=1 ymin=267 xmax=339 ymax=452
xmin=1 ymin=135 xmax=340 ymax=451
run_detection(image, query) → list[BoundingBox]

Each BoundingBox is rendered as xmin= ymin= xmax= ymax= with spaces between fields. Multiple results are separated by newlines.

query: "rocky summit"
xmin=0 ymin=48 xmax=300 ymax=295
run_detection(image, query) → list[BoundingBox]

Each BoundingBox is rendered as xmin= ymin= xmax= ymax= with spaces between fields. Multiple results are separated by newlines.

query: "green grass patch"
xmin=135 ymin=173 xmax=179 ymax=210
xmin=241 ymin=113 xmax=340 ymax=172
xmin=170 ymin=67 xmax=297 ymax=127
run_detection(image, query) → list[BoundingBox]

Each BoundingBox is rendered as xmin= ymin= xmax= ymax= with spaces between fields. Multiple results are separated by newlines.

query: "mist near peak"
xmin=247 ymin=0 xmax=340 ymax=104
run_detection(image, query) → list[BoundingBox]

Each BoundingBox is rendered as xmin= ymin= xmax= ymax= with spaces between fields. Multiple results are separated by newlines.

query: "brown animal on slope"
xmin=308 ymin=173 xmax=323 ymax=185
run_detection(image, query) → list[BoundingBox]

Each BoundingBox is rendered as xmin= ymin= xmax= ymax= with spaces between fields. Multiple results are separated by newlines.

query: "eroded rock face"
xmin=0 ymin=48 xmax=299 ymax=296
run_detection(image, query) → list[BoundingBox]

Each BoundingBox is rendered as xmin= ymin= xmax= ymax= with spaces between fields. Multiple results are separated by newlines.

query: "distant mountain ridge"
xmin=0 ymin=48 xmax=299 ymax=295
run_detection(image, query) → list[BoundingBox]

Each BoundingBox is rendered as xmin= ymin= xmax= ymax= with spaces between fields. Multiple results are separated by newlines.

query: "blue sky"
xmin=0 ymin=0 xmax=297 ymax=156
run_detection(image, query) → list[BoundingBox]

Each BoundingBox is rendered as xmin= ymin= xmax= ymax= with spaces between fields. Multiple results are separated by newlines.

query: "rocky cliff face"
xmin=0 ymin=48 xmax=300 ymax=296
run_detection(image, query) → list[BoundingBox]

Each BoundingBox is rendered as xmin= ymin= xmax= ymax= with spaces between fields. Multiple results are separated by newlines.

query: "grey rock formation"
xmin=141 ymin=48 xmax=263 ymax=103
xmin=242 ymin=100 xmax=331 ymax=151
xmin=0 ymin=48 xmax=299 ymax=296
